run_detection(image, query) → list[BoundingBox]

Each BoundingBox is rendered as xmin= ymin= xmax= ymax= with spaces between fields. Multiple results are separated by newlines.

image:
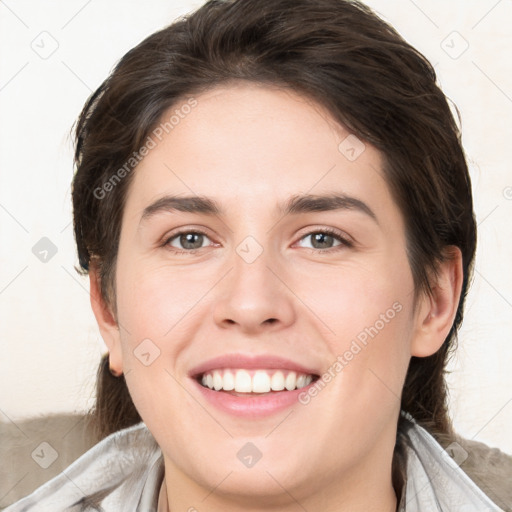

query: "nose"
xmin=212 ymin=244 xmax=296 ymax=335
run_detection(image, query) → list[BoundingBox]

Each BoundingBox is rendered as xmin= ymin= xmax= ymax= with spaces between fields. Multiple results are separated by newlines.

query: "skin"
xmin=90 ymin=82 xmax=463 ymax=512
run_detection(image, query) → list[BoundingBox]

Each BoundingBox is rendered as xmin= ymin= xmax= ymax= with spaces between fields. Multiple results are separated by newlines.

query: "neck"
xmin=161 ymin=447 xmax=399 ymax=512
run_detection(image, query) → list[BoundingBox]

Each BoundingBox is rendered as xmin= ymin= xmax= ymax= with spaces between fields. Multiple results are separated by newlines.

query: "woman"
xmin=6 ymin=0 xmax=511 ymax=510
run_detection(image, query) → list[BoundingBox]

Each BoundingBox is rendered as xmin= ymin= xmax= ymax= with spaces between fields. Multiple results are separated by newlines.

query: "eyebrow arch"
xmin=140 ymin=195 xmax=221 ymax=223
xmin=139 ymin=193 xmax=378 ymax=224
xmin=280 ymin=193 xmax=378 ymax=223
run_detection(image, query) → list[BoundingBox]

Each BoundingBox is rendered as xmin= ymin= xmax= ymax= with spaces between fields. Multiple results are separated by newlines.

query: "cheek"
xmin=115 ymin=261 xmax=215 ymax=342
xmin=114 ymin=263 xmax=203 ymax=438
xmin=302 ymin=256 xmax=414 ymax=395
xmin=302 ymin=254 xmax=413 ymax=341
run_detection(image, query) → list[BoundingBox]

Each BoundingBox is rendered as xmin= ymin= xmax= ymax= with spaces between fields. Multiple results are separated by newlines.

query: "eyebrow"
xmin=139 ymin=193 xmax=378 ymax=224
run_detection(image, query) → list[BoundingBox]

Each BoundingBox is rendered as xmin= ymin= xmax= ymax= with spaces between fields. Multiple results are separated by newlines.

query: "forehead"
xmin=122 ymin=82 xmax=396 ymax=225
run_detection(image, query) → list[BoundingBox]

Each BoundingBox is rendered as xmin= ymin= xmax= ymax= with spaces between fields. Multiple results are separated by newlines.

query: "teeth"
xmin=213 ymin=370 xmax=223 ymax=391
xmin=296 ymin=374 xmax=306 ymax=389
xmin=234 ymin=369 xmax=252 ymax=392
xmin=252 ymin=370 xmax=271 ymax=393
xmin=200 ymin=369 xmax=314 ymax=393
xmin=271 ymin=371 xmax=285 ymax=391
xmin=285 ymin=371 xmax=297 ymax=391
xmin=223 ymin=370 xmax=235 ymax=391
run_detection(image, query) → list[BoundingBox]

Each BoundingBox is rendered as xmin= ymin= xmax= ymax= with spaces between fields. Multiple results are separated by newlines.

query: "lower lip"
xmin=192 ymin=379 xmax=314 ymax=417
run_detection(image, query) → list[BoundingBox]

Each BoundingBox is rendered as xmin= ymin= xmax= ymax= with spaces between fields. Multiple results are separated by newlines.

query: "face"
xmin=99 ymin=82 xmax=438 ymax=506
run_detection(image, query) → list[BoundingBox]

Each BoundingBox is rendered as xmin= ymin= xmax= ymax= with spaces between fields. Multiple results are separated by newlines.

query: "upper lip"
xmin=188 ymin=353 xmax=320 ymax=378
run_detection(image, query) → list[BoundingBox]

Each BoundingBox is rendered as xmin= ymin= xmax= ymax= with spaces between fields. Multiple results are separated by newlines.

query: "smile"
xmin=199 ymin=369 xmax=314 ymax=393
xmin=190 ymin=354 xmax=321 ymax=417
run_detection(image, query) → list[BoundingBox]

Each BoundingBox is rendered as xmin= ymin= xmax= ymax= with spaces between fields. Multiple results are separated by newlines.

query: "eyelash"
xmin=162 ymin=227 xmax=353 ymax=255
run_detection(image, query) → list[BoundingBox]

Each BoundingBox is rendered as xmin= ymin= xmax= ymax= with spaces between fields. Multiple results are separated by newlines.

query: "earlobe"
xmin=411 ymin=247 xmax=464 ymax=358
xmin=88 ymin=263 xmax=123 ymax=374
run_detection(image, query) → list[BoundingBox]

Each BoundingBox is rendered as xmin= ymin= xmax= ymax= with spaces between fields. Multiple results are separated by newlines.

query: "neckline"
xmin=157 ymin=475 xmax=169 ymax=512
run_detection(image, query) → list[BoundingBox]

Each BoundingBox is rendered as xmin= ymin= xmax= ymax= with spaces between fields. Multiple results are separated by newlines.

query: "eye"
xmin=162 ymin=227 xmax=352 ymax=254
xmin=296 ymin=228 xmax=353 ymax=251
xmin=164 ymin=230 xmax=212 ymax=253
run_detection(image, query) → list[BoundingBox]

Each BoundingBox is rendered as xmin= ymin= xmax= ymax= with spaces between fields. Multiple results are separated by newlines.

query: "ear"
xmin=89 ymin=263 xmax=123 ymax=374
xmin=411 ymin=247 xmax=464 ymax=357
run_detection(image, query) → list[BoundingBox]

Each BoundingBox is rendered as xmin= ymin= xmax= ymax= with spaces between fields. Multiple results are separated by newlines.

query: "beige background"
xmin=1 ymin=0 xmax=511 ymax=454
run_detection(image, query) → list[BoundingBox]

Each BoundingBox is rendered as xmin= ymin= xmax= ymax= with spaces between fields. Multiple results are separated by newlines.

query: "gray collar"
xmin=396 ymin=412 xmax=505 ymax=511
xmin=5 ymin=416 xmax=505 ymax=511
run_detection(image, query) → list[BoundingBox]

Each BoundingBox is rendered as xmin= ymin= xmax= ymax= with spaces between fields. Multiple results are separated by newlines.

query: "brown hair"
xmin=72 ymin=0 xmax=476 ymax=443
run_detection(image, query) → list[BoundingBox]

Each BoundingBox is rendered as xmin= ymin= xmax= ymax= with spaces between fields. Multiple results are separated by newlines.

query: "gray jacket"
xmin=4 ymin=414 xmax=511 ymax=511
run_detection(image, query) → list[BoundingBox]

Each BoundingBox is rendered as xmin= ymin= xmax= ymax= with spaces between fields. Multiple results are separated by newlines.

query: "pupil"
xmin=313 ymin=233 xmax=332 ymax=249
xmin=182 ymin=233 xmax=203 ymax=249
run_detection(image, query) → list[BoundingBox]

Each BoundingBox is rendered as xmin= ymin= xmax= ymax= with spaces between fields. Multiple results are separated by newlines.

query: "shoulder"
xmin=398 ymin=413 xmax=511 ymax=512
xmin=2 ymin=420 xmax=164 ymax=511
xmin=454 ymin=434 xmax=512 ymax=511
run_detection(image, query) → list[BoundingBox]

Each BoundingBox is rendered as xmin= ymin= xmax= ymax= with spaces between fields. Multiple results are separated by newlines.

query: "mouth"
xmin=189 ymin=354 xmax=320 ymax=417
xmin=197 ymin=368 xmax=316 ymax=395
